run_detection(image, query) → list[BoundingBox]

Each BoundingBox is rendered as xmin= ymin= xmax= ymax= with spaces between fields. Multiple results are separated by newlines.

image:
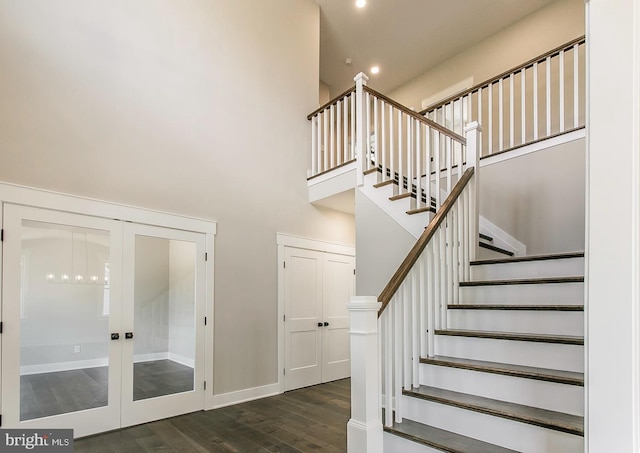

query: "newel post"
xmin=354 ymin=72 xmax=369 ymax=187
xmin=464 ymin=121 xmax=482 ymax=261
xmin=347 ymin=296 xmax=383 ymax=453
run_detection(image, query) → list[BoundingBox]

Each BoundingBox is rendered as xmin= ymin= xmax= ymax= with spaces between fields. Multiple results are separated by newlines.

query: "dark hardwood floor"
xmin=21 ymin=360 xmax=194 ymax=420
xmin=75 ymin=378 xmax=351 ymax=453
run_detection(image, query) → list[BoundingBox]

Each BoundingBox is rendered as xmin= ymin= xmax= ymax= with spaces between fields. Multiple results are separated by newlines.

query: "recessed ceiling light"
xmin=356 ymin=0 xmax=366 ymax=8
xmin=371 ymin=66 xmax=380 ymax=74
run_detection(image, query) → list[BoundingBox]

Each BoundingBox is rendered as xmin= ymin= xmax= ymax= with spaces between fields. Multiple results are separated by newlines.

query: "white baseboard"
xmin=133 ymin=352 xmax=169 ymax=363
xmin=168 ymin=352 xmax=194 ymax=368
xmin=209 ymin=383 xmax=281 ymax=410
xmin=20 ymin=358 xmax=108 ymax=375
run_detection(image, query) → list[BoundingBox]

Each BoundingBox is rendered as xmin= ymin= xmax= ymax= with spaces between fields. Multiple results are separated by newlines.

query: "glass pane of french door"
xmin=1 ymin=204 xmax=122 ymax=437
xmin=121 ymin=223 xmax=205 ymax=427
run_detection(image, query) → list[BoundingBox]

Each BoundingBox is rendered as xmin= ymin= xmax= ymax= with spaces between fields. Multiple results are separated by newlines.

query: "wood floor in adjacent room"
xmin=75 ymin=378 xmax=351 ymax=453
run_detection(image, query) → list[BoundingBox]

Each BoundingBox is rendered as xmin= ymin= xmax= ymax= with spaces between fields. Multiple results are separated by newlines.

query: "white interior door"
xmin=120 ymin=223 xmax=206 ymax=427
xmin=1 ymin=204 xmax=123 ymax=437
xmin=283 ymin=247 xmax=323 ymax=391
xmin=321 ymin=253 xmax=354 ymax=383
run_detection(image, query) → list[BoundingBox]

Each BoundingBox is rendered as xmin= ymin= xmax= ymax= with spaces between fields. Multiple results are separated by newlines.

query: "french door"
xmin=1 ymin=205 xmax=206 ymax=437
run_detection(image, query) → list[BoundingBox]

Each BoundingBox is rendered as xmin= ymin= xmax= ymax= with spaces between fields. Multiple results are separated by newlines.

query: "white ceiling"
xmin=317 ymin=0 xmax=559 ymax=95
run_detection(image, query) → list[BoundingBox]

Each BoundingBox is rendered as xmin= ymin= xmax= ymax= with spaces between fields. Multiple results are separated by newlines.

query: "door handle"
xmin=317 ymin=322 xmax=323 ymax=327
xmin=111 ymin=333 xmax=120 ymax=340
xmin=125 ymin=332 xmax=134 ymax=339
xmin=324 ymin=322 xmax=329 ymax=327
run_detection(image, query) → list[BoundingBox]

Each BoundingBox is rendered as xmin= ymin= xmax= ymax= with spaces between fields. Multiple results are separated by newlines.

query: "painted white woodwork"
xmin=401 ymin=395 xmax=584 ymax=453
xmin=470 ymin=255 xmax=584 ymax=280
xmin=447 ymin=309 xmax=584 ymax=336
xmin=1 ymin=205 xmax=123 ymax=437
xmin=0 ymin=186 xmax=215 ymax=437
xmin=322 ymin=253 xmax=355 ymax=382
xmin=120 ymin=223 xmax=206 ymax=428
xmin=283 ymin=247 xmax=323 ymax=391
xmin=355 ymin=73 xmax=369 ymax=186
xmin=459 ymin=281 xmax=584 ymax=305
xmin=346 ymin=297 xmax=383 ymax=453
xmin=383 ymin=434 xmax=442 ymax=453
xmin=279 ymin=237 xmax=355 ymax=392
xmin=433 ymin=335 xmax=583 ymax=373
xmin=587 ymin=0 xmax=640 ymax=450
xmin=419 ymin=364 xmax=584 ymax=415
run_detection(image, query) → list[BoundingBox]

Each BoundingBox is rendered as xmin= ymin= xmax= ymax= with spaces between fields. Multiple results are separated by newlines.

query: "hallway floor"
xmin=75 ymin=378 xmax=350 ymax=452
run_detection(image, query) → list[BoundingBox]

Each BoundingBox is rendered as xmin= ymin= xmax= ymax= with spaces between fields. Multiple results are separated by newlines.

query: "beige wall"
xmin=0 ymin=0 xmax=355 ymax=395
xmin=389 ymin=0 xmax=585 ymax=110
xmin=319 ymin=81 xmax=331 ymax=105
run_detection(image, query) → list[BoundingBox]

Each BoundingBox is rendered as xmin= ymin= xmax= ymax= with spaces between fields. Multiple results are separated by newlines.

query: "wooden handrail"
xmin=307 ymin=87 xmax=356 ymax=120
xmin=378 ymin=167 xmax=475 ymax=316
xmin=419 ymin=35 xmax=586 ymax=115
xmin=364 ymin=86 xmax=466 ymax=144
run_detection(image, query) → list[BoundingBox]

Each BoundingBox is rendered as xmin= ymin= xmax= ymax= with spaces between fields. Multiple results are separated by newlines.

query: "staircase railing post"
xmin=464 ymin=121 xmax=482 ymax=261
xmin=354 ymin=72 xmax=369 ymax=187
xmin=347 ymin=296 xmax=383 ymax=453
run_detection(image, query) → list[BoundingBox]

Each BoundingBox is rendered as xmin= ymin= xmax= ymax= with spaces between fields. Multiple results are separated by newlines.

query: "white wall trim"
xmin=480 ymin=128 xmax=586 ymax=168
xmin=276 ymin=233 xmax=355 ymax=256
xmin=0 ymin=181 xmax=217 ymax=234
xmin=276 ymin=233 xmax=355 ymax=394
xmin=308 ymin=161 xmax=357 ymax=187
xmin=208 ymin=383 xmax=281 ymax=410
xmin=20 ymin=358 xmax=109 ymax=375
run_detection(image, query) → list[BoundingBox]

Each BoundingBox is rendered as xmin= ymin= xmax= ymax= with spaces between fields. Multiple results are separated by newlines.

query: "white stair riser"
xmin=434 ymin=335 xmax=584 ymax=372
xmin=447 ymin=310 xmax=584 ymax=336
xmin=459 ymin=282 xmax=584 ymax=305
xmin=419 ymin=364 xmax=584 ymax=415
xmin=401 ymin=396 xmax=584 ymax=453
xmin=383 ymin=432 xmax=442 ymax=453
xmin=470 ymin=258 xmax=585 ymax=280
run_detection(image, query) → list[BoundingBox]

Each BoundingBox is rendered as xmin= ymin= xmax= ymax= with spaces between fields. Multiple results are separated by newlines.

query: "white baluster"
xmin=389 ymin=105 xmax=395 ymax=184
xmin=546 ymin=56 xmax=551 ymax=136
xmin=419 ymin=252 xmax=427 ymax=358
xmin=347 ymin=296 xmax=383 ymax=453
xmin=573 ymin=43 xmax=579 ymax=128
xmin=411 ymin=271 xmax=419 ymax=388
xmin=509 ymin=73 xmax=515 ymax=148
xmin=416 ymin=121 xmax=422 ymax=209
xmin=521 ymin=68 xmax=526 ymax=144
xmin=337 ymin=100 xmax=342 ymax=166
xmin=407 ymin=117 xmax=413 ymax=199
xmin=488 ymin=83 xmax=493 ymax=154
xmin=330 ymin=104 xmax=336 ymax=168
xmin=498 ymin=78 xmax=504 ymax=152
xmin=393 ymin=295 xmax=402 ymax=423
xmin=533 ymin=61 xmax=539 ymax=140
xmin=462 ymin=187 xmax=470 ymax=281
xmin=434 ymin=131 xmax=441 ymax=210
xmin=374 ymin=98 xmax=379 ymax=170
xmin=477 ymin=88 xmax=483 ymax=157
xmin=403 ymin=284 xmax=411 ymax=391
xmin=446 ymin=211 xmax=454 ymax=318
xmin=351 ymin=92 xmax=356 ymax=160
xmin=559 ymin=50 xmax=565 ymax=133
xmin=464 ymin=121 xmax=481 ymax=262
xmin=366 ymin=92 xmax=372 ymax=170
xmin=427 ymin=242 xmax=435 ymax=357
xmin=344 ymin=95 xmax=349 ymax=163
xmin=323 ymin=110 xmax=329 ymax=172
xmin=398 ymin=112 xmax=404 ymax=194
xmin=384 ymin=309 xmax=392 ymax=427
xmin=381 ymin=101 xmax=387 ymax=180
xmin=311 ymin=115 xmax=318 ymax=176
xmin=425 ymin=125 xmax=431 ymax=210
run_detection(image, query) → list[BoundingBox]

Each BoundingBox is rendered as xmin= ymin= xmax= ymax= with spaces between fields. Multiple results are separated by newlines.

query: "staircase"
xmin=383 ymin=252 xmax=585 ymax=452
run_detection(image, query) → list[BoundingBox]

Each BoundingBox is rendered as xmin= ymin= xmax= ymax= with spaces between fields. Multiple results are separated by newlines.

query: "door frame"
xmin=0 ymin=182 xmax=217 ymax=429
xmin=276 ymin=233 xmax=355 ymax=393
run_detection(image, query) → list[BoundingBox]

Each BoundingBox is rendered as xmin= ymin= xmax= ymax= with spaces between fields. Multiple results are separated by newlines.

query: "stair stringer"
xmin=361 ymin=171 xmax=526 ymax=256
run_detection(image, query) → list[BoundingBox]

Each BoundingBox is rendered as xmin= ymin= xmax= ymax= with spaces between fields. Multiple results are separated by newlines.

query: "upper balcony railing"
xmin=421 ymin=36 xmax=585 ymax=157
xmin=307 ymin=36 xmax=585 ymax=181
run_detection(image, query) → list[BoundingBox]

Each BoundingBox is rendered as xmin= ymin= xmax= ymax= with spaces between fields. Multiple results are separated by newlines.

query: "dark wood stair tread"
xmin=460 ymin=276 xmax=584 ymax=286
xmin=421 ymin=355 xmax=584 ymax=386
xmin=435 ymin=329 xmax=584 ymax=345
xmin=407 ymin=206 xmax=436 ymax=215
xmin=471 ymin=251 xmax=585 ymax=266
xmin=404 ymin=385 xmax=584 ymax=436
xmin=448 ymin=304 xmax=584 ymax=311
xmin=478 ymin=233 xmax=493 ymax=242
xmin=389 ymin=192 xmax=412 ymax=201
xmin=478 ymin=241 xmax=514 ymax=256
xmin=385 ymin=416 xmax=520 ymax=453
xmin=373 ymin=179 xmax=395 ymax=188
